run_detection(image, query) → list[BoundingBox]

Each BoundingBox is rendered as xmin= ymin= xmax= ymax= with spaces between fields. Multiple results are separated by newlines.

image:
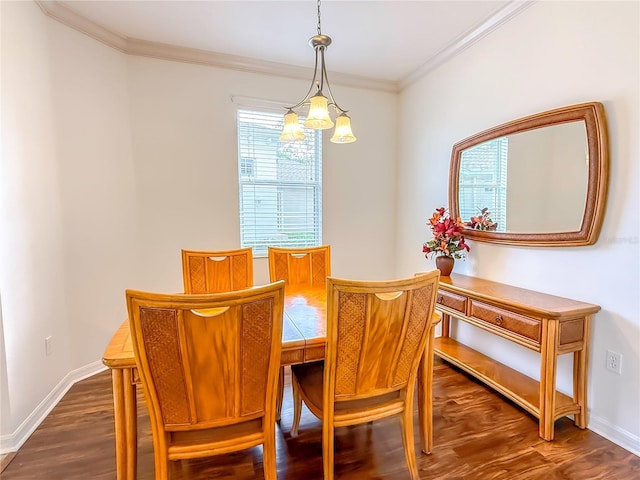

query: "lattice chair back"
xmin=181 ymin=247 xmax=253 ymax=293
xmin=268 ymin=245 xmax=331 ymax=290
xmin=327 ymin=272 xmax=439 ymax=401
xmin=126 ymin=281 xmax=284 ymax=479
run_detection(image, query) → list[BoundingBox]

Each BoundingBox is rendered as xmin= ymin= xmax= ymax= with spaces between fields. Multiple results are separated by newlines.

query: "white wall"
xmin=48 ymin=13 xmax=138 ymax=368
xmin=397 ymin=0 xmax=639 ymax=454
xmin=125 ymin=56 xmax=397 ymax=296
xmin=0 ymin=0 xmax=136 ymax=446
xmin=1 ymin=0 xmax=72 ymax=437
xmin=0 ymin=301 xmax=9 ymax=438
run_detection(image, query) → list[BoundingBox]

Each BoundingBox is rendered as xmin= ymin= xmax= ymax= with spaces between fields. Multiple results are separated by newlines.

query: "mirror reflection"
xmin=458 ymin=121 xmax=588 ymax=233
xmin=449 ymin=102 xmax=608 ymax=247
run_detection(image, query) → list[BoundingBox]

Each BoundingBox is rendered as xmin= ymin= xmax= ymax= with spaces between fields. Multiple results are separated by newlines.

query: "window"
xmin=239 ymin=158 xmax=255 ymax=177
xmin=458 ymin=137 xmax=508 ymax=231
xmin=237 ymin=109 xmax=322 ymax=256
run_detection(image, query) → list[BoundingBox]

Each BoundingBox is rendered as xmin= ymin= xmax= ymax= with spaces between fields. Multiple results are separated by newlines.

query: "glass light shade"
xmin=304 ymin=95 xmax=334 ymax=129
xmin=279 ymin=110 xmax=306 ymax=141
xmin=330 ymin=113 xmax=356 ymax=144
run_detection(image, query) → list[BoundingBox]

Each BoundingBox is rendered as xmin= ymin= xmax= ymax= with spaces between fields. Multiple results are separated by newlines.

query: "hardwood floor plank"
xmin=2 ymin=359 xmax=637 ymax=479
xmin=0 ymin=453 xmax=17 ymax=473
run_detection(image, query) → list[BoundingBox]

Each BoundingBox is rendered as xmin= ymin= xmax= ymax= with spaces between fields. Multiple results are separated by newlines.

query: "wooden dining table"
xmin=102 ymin=286 xmax=439 ymax=480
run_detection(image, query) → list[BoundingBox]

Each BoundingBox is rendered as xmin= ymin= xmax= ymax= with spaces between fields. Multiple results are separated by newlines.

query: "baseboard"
xmin=0 ymin=361 xmax=107 ymax=454
xmin=588 ymin=413 xmax=640 ymax=457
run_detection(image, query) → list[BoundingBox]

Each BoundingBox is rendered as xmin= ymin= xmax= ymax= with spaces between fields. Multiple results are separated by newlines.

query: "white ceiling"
xmin=52 ymin=0 xmax=531 ymax=89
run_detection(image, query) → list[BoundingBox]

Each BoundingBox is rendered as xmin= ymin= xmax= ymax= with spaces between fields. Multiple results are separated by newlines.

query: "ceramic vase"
xmin=435 ymin=256 xmax=454 ymax=276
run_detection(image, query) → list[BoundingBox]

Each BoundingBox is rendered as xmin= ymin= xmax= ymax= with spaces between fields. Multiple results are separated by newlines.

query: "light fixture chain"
xmin=317 ymin=0 xmax=322 ymax=35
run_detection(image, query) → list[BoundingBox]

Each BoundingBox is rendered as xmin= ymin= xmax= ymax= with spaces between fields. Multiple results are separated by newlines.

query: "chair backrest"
xmin=324 ymin=271 xmax=440 ymax=402
xmin=127 ymin=281 xmax=285 ymax=433
xmin=181 ymin=247 xmax=253 ymax=293
xmin=268 ymin=245 xmax=331 ymax=289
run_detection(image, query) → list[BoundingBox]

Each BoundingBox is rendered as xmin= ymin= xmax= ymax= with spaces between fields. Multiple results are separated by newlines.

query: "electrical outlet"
xmin=45 ymin=336 xmax=53 ymax=356
xmin=606 ymin=350 xmax=622 ymax=374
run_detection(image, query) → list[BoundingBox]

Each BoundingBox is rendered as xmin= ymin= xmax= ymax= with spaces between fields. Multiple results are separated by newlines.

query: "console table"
xmin=433 ymin=273 xmax=600 ymax=441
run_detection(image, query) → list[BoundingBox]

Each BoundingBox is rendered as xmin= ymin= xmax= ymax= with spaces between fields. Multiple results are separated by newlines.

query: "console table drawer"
xmin=470 ymin=301 xmax=541 ymax=343
xmin=437 ymin=290 xmax=467 ymax=314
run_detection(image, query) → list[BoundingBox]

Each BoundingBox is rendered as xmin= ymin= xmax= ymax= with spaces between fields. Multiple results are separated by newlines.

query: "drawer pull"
xmin=437 ymin=295 xmax=444 ymax=303
xmin=495 ymin=315 xmax=504 ymax=325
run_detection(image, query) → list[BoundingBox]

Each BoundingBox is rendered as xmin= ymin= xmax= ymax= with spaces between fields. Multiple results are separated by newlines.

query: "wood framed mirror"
xmin=449 ymin=102 xmax=609 ymax=246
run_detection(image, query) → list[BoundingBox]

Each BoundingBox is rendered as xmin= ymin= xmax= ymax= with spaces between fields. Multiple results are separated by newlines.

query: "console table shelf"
xmin=434 ymin=274 xmax=600 ymax=441
xmin=434 ymin=337 xmax=577 ymax=418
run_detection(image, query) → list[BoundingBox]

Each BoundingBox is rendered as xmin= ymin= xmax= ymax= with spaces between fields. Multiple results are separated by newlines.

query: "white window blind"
xmin=237 ymin=109 xmax=322 ymax=257
xmin=458 ymin=137 xmax=508 ymax=231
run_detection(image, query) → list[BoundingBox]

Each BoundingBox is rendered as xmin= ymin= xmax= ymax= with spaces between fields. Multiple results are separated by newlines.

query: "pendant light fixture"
xmin=279 ymin=0 xmax=356 ymax=144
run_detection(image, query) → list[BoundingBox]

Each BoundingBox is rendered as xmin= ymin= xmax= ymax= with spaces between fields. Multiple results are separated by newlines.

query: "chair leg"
xmin=262 ymin=435 xmax=277 ymax=480
xmin=290 ymin=373 xmax=302 ymax=437
xmin=276 ymin=366 xmax=285 ymax=423
xmin=155 ymin=459 xmax=170 ymax=480
xmin=322 ymin=420 xmax=335 ymax=480
xmin=401 ymin=406 xmax=419 ymax=480
xmin=154 ymin=434 xmax=170 ymax=480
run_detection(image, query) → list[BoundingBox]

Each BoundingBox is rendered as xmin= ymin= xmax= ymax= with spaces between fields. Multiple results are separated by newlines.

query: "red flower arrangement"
xmin=423 ymin=207 xmax=470 ymax=259
xmin=465 ymin=207 xmax=498 ymax=231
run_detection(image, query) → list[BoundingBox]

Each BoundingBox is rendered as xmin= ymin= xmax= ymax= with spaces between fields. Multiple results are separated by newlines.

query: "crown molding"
xmin=399 ymin=0 xmax=536 ymax=90
xmin=126 ymin=37 xmax=397 ymax=93
xmin=35 ymin=0 xmax=532 ymax=95
xmin=34 ymin=0 xmax=397 ymax=93
xmin=35 ymin=0 xmax=128 ymax=52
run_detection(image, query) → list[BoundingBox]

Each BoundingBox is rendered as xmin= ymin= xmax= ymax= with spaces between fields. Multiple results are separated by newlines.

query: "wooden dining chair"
xmin=267 ymin=245 xmax=331 ymax=420
xmin=267 ymin=245 xmax=331 ymax=290
xmin=181 ymin=247 xmax=253 ymax=294
xmin=289 ymin=271 xmax=440 ymax=480
xmin=126 ymin=281 xmax=285 ymax=480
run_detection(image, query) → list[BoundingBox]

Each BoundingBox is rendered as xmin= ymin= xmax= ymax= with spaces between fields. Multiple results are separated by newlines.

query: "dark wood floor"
xmin=2 ymin=358 xmax=638 ymax=479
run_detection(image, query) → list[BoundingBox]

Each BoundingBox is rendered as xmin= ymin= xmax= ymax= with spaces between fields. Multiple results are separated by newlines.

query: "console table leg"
xmin=540 ymin=320 xmax=559 ymax=441
xmin=441 ymin=313 xmax=450 ymax=338
xmin=573 ymin=315 xmax=591 ymax=428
